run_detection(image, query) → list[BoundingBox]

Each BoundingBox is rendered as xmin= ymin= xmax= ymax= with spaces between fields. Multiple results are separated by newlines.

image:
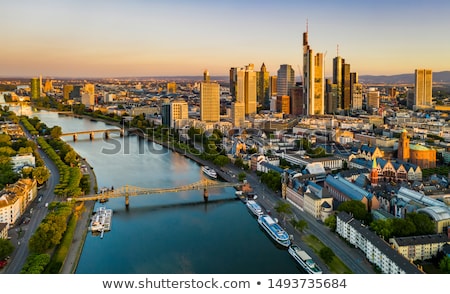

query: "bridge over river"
xmin=70 ymin=178 xmax=242 ymax=206
xmin=60 ymin=128 xmax=124 ymax=141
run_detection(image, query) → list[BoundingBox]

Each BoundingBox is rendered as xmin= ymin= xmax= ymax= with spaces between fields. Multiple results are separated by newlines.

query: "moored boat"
xmin=202 ymin=166 xmax=217 ymax=179
xmin=89 ymin=206 xmax=113 ymax=234
xmin=257 ymin=214 xmax=290 ymax=247
xmin=288 ymin=244 xmax=322 ymax=274
xmin=246 ymin=200 xmax=264 ymax=217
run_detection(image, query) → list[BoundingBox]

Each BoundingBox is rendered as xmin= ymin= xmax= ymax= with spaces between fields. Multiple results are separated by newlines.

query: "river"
xmin=31 ymin=110 xmax=304 ymax=274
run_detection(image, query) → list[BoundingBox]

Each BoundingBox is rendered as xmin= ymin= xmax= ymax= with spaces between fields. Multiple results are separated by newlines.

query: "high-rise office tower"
xmin=269 ymin=76 xmax=277 ymax=97
xmin=30 ymin=77 xmax=41 ymax=99
xmin=414 ymin=69 xmax=432 ymax=109
xmin=84 ymin=83 xmax=95 ymax=95
xmin=332 ymin=55 xmax=344 ymax=110
xmin=235 ymin=64 xmax=257 ymax=115
xmin=257 ymin=63 xmax=270 ymax=109
xmin=276 ymin=64 xmax=295 ymax=96
xmin=167 ymin=82 xmax=177 ymax=94
xmin=43 ymin=79 xmax=53 ymax=94
xmin=200 ymin=70 xmax=220 ymax=123
xmin=325 ymin=79 xmax=338 ymax=114
xmin=276 ymin=95 xmax=290 ymax=114
xmin=231 ymin=102 xmax=245 ymax=128
xmin=367 ymin=88 xmax=380 ymax=112
xmin=342 ymin=63 xmax=351 ymax=111
xmin=171 ymin=98 xmax=189 ymax=129
xmin=63 ymin=84 xmax=74 ymax=100
xmin=303 ymin=27 xmax=324 ymax=115
xmin=290 ymin=84 xmax=304 ymax=116
xmin=350 ymin=72 xmax=363 ymax=110
xmin=229 ymin=67 xmax=238 ymax=99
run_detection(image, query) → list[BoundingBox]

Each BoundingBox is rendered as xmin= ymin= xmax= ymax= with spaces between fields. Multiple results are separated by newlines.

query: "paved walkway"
xmin=60 ymin=158 xmax=97 ymax=274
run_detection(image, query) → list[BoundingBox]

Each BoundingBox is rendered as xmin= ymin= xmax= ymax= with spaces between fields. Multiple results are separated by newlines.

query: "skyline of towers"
xmin=414 ymin=69 xmax=433 ymax=109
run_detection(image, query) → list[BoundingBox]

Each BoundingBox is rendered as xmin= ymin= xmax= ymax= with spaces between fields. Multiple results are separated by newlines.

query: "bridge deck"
xmin=71 ymin=179 xmax=241 ymax=202
xmin=60 ymin=129 xmax=123 ymax=136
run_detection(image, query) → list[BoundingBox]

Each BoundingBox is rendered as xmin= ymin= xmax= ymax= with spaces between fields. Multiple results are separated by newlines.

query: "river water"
xmin=30 ymin=110 xmax=304 ymax=274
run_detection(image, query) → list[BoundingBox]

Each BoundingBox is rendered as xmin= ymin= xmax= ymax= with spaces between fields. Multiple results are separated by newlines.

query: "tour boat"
xmin=257 ymin=214 xmax=291 ymax=247
xmin=246 ymin=200 xmax=264 ymax=217
xmin=288 ymin=244 xmax=322 ymax=274
xmin=202 ymin=166 xmax=217 ymax=179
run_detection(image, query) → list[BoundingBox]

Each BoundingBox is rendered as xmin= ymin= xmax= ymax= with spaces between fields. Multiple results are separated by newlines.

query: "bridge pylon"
xmin=125 ymin=184 xmax=130 ymax=207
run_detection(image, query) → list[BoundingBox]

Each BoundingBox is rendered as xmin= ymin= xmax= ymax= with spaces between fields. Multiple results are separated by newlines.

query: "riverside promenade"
xmin=60 ymin=158 xmax=96 ymax=274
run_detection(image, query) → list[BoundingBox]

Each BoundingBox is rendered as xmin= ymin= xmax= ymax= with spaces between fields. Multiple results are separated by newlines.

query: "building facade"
xmin=414 ymin=69 xmax=432 ymax=109
xmin=200 ymin=71 xmax=220 ymax=123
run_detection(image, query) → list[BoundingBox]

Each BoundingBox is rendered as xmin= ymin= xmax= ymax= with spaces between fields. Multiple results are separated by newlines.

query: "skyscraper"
xmin=231 ymin=102 xmax=245 ymax=128
xmin=290 ymin=84 xmax=304 ymax=116
xmin=234 ymin=64 xmax=257 ymax=115
xmin=342 ymin=63 xmax=351 ymax=111
xmin=43 ymin=79 xmax=53 ymax=94
xmin=414 ymin=69 xmax=432 ymax=109
xmin=332 ymin=55 xmax=343 ymax=110
xmin=367 ymin=88 xmax=380 ymax=112
xmin=257 ymin=63 xmax=270 ymax=109
xmin=276 ymin=64 xmax=295 ymax=96
xmin=350 ymin=72 xmax=363 ymax=110
xmin=303 ymin=27 xmax=324 ymax=115
xmin=200 ymin=70 xmax=220 ymax=123
xmin=30 ymin=77 xmax=41 ymax=99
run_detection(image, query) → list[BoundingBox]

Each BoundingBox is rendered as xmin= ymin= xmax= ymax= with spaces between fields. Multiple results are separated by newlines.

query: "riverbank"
xmin=59 ymin=158 xmax=97 ymax=274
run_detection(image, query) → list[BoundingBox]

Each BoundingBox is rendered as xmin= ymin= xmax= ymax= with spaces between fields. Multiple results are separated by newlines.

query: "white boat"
xmin=89 ymin=206 xmax=113 ymax=233
xmin=202 ymin=166 xmax=217 ymax=179
xmin=246 ymin=200 xmax=264 ymax=217
xmin=257 ymin=214 xmax=291 ymax=247
xmin=288 ymin=244 xmax=322 ymax=274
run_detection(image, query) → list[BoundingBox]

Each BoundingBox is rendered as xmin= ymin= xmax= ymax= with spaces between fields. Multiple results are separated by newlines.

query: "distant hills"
xmin=359 ymin=71 xmax=450 ymax=85
xmin=2 ymin=71 xmax=450 ymax=85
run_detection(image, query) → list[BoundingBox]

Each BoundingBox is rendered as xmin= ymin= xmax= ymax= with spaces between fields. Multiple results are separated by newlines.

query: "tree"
xmin=439 ymin=256 xmax=450 ymax=274
xmin=319 ymin=247 xmax=335 ymax=264
xmin=405 ymin=212 xmax=435 ymax=236
xmin=370 ymin=219 xmax=394 ymax=240
xmin=32 ymin=166 xmax=51 ymax=185
xmin=213 ymin=155 xmax=230 ymax=167
xmin=234 ymin=157 xmax=244 ymax=169
xmin=337 ymin=200 xmax=371 ymax=224
xmin=0 ymin=238 xmax=14 ymax=259
xmin=0 ymin=146 xmax=16 ymax=156
xmin=64 ymin=150 xmax=78 ymax=167
xmin=290 ymin=219 xmax=308 ymax=233
xmin=237 ymin=172 xmax=246 ymax=182
xmin=324 ymin=214 xmax=337 ymax=232
xmin=17 ymin=146 xmax=33 ymax=155
xmin=50 ymin=126 xmax=62 ymax=139
xmin=274 ymin=201 xmax=292 ymax=225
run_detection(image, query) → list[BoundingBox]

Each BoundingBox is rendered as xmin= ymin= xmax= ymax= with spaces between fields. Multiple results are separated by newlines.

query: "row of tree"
xmin=21 ymin=117 xmax=83 ymax=197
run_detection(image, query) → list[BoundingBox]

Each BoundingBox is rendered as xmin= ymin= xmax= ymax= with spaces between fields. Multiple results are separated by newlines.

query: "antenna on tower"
xmin=306 ymin=19 xmax=308 ymax=33
xmin=337 ymin=44 xmax=339 ymax=56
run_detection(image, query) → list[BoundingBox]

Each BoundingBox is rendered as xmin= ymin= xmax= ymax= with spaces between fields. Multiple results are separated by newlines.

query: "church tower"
xmin=398 ymin=129 xmax=410 ymax=162
xmin=370 ymin=158 xmax=378 ymax=186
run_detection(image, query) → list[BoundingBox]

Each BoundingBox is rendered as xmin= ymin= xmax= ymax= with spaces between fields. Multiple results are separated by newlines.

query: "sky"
xmin=1 ymin=0 xmax=450 ymax=78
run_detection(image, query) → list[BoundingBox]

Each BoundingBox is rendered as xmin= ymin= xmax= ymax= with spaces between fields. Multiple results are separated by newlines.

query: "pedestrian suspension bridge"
xmin=71 ymin=178 xmax=242 ymax=206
